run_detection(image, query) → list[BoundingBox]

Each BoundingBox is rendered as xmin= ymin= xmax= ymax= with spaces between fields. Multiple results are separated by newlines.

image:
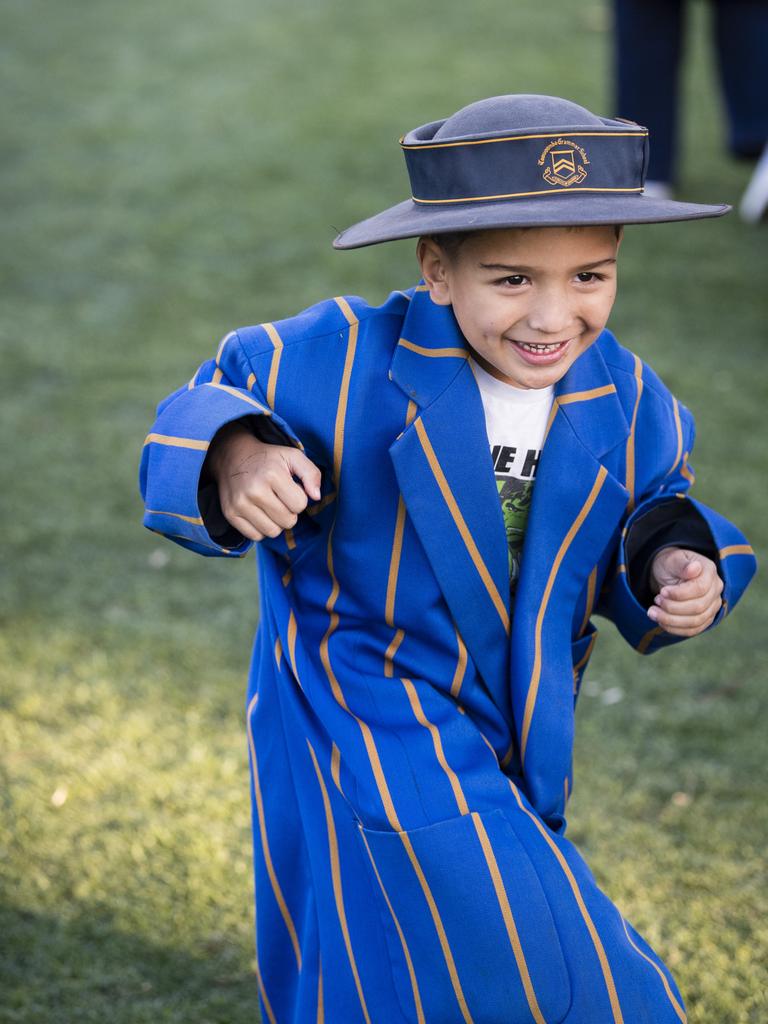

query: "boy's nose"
xmin=525 ymin=291 xmax=574 ymax=336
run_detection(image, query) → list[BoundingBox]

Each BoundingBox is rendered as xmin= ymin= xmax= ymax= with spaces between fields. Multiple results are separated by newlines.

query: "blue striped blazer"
xmin=140 ymin=285 xmax=755 ymax=1024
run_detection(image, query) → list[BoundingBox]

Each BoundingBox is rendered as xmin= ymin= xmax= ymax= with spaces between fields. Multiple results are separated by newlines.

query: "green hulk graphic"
xmin=496 ymin=476 xmax=534 ymax=592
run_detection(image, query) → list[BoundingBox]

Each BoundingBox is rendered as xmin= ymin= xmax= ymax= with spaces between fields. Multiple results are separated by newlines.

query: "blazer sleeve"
xmin=138 ymin=299 xmax=358 ymax=557
xmin=597 ymin=396 xmax=757 ymax=654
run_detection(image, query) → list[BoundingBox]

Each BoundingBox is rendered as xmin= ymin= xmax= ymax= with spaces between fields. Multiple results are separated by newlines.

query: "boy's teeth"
xmin=517 ymin=340 xmax=566 ymax=352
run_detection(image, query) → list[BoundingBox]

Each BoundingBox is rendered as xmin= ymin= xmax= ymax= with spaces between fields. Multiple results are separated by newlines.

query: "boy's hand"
xmin=647 ymin=547 xmax=723 ymax=637
xmin=206 ymin=422 xmax=322 ymax=541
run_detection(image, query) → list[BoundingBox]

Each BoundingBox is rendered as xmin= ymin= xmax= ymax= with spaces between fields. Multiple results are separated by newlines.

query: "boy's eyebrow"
xmin=577 ymin=258 xmax=618 ymax=270
xmin=478 ymin=258 xmax=617 ymax=272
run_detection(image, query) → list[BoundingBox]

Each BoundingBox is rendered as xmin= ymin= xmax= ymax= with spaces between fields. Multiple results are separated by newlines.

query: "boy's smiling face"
xmin=418 ymin=225 xmax=621 ymax=390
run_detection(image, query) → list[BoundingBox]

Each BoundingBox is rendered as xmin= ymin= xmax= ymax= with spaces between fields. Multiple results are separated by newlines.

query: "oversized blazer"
xmin=140 ymin=285 xmax=755 ymax=1024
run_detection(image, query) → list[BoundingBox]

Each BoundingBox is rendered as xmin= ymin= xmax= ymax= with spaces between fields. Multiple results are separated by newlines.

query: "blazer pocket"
xmin=571 ymin=622 xmax=598 ymax=703
xmin=356 ymin=808 xmax=572 ymax=1024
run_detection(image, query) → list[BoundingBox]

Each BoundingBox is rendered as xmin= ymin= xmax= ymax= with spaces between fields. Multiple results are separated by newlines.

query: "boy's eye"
xmin=497 ymin=274 xmax=528 ymax=287
xmin=576 ymin=271 xmax=604 ymax=283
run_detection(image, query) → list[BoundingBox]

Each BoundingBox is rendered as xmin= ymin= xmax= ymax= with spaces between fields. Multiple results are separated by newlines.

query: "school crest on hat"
xmin=332 ymin=94 xmax=730 ymax=249
xmin=539 ymin=138 xmax=589 ymax=188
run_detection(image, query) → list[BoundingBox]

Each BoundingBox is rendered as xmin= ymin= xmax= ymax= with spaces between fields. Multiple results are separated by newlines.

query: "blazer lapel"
xmin=510 ymin=340 xmax=631 ymax=826
xmin=388 ymin=287 xmax=513 ymax=720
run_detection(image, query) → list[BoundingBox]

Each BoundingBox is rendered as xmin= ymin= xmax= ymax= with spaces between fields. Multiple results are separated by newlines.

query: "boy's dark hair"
xmin=431 ymin=225 xmax=623 ymax=261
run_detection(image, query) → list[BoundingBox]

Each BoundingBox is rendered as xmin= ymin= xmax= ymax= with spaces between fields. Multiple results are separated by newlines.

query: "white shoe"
xmin=739 ymin=143 xmax=768 ymax=224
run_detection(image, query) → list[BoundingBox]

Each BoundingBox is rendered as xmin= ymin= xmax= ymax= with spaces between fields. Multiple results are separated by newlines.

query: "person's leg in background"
xmin=712 ymin=0 xmax=768 ymax=222
xmin=712 ymin=0 xmax=768 ymax=158
xmin=613 ymin=0 xmax=687 ymax=192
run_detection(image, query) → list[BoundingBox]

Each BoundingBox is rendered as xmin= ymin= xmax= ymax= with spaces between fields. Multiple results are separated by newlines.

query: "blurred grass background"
xmin=1 ymin=0 xmax=766 ymax=1020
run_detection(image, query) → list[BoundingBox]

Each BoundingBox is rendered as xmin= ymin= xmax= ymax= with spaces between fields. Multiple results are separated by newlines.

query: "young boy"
xmin=140 ymin=95 xmax=756 ymax=1023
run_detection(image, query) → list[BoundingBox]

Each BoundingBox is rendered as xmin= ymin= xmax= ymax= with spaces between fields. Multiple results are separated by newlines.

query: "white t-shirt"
xmin=469 ymin=356 xmax=555 ymax=593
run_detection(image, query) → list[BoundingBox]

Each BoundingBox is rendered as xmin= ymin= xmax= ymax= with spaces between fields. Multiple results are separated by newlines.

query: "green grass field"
xmin=1 ymin=0 xmax=766 ymax=1020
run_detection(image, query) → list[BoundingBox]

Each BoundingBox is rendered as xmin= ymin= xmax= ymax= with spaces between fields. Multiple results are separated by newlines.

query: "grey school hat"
xmin=332 ymin=94 xmax=730 ymax=249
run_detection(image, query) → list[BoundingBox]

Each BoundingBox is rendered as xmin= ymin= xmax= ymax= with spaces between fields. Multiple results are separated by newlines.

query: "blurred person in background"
xmin=612 ymin=0 xmax=768 ymax=221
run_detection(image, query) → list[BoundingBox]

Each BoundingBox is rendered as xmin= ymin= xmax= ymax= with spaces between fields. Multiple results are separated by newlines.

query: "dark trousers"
xmin=614 ymin=0 xmax=768 ymax=182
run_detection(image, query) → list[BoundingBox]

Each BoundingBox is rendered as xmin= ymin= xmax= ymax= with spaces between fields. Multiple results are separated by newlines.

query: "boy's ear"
xmin=416 ymin=236 xmax=453 ymax=306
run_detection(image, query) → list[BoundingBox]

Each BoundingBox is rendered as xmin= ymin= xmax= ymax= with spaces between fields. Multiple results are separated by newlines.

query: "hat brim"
xmin=332 ymin=193 xmax=730 ymax=249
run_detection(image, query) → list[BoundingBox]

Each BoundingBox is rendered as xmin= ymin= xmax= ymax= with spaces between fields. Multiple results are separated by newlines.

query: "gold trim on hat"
xmin=411 ymin=186 xmax=645 ymax=204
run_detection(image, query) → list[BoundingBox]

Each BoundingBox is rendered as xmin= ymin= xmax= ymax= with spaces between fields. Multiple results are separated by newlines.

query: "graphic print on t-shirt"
xmin=492 ymin=444 xmax=540 ymax=591
xmin=469 ymin=355 xmax=554 ymax=597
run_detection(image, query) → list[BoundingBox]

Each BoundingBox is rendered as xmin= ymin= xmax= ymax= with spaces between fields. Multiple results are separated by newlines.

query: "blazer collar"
xmin=388 ymin=284 xmax=471 ymax=408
